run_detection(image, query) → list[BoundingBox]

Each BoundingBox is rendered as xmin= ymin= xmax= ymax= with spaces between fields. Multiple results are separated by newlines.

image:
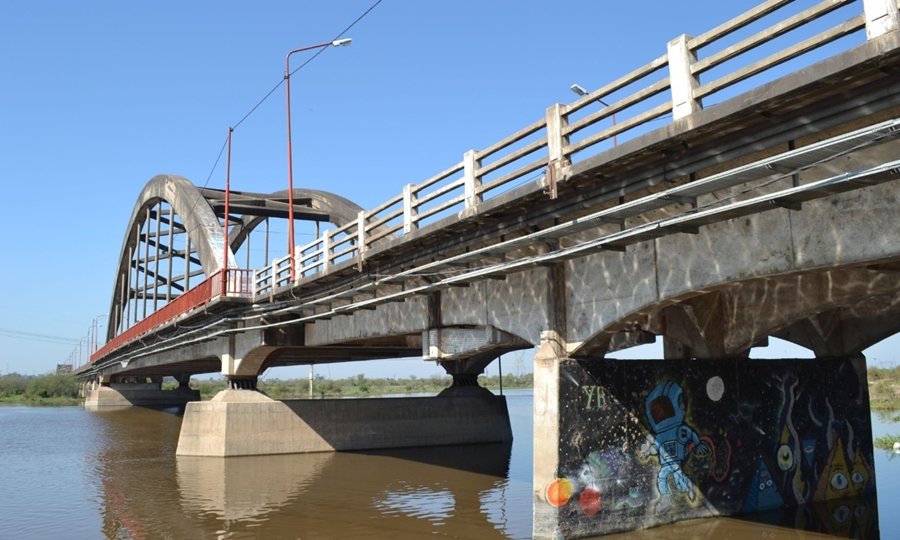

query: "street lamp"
xmin=90 ymin=313 xmax=107 ymax=355
xmin=570 ymin=83 xmax=617 ymax=146
xmin=285 ymin=38 xmax=352 ymax=281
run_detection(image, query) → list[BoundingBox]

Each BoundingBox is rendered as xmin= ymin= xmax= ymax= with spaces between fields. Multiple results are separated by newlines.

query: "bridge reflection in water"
xmin=87 ymin=397 xmax=880 ymax=539
xmin=176 ymin=445 xmax=514 ymax=538
xmin=91 ymin=400 xmax=528 ymax=539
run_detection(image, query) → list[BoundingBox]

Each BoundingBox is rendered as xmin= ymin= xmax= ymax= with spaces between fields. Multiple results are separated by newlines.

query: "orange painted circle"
xmin=546 ymin=478 xmax=573 ymax=507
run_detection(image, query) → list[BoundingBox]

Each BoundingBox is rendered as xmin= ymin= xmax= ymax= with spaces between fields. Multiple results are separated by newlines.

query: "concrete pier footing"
xmin=84 ymin=383 xmax=200 ymax=409
xmin=532 ymin=355 xmax=876 ymax=539
xmin=176 ymin=389 xmax=513 ymax=457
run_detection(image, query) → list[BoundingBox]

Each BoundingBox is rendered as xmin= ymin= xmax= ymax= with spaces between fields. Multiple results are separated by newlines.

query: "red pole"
xmin=223 ymin=127 xmax=233 ymax=294
xmin=285 ymin=57 xmax=296 ymax=282
xmin=285 ymin=39 xmax=348 ymax=282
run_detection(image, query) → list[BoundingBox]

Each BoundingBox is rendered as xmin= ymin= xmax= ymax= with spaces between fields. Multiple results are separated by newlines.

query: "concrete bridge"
xmin=78 ymin=1 xmax=900 ymax=537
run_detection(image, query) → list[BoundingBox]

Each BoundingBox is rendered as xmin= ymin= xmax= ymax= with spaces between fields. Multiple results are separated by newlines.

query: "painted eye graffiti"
xmin=851 ymin=471 xmax=865 ymax=486
xmin=832 ymin=505 xmax=850 ymax=523
xmin=830 ymin=472 xmax=849 ymax=491
xmin=777 ymin=444 xmax=794 ymax=471
xmin=854 ymin=506 xmax=866 ymax=519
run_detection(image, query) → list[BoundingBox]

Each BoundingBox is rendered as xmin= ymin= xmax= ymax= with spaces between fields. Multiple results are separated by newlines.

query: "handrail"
xmin=691 ymin=0 xmax=857 ymax=76
xmin=92 ymin=269 xmax=252 ymax=363
xmin=695 ymin=15 xmax=866 ymax=100
xmin=689 ymin=0 xmax=796 ymax=50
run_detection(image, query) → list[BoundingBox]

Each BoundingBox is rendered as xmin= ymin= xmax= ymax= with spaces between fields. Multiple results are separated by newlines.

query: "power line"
xmin=289 ymin=0 xmax=384 ymax=77
xmin=0 ymin=328 xmax=80 ymax=345
xmin=204 ymin=135 xmax=230 ymax=188
xmin=211 ymin=0 xmax=385 ymax=175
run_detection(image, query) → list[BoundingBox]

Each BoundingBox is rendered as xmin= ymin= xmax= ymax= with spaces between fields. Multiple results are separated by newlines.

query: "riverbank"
xmin=869 ymin=366 xmax=900 ymax=409
xmin=0 ymin=395 xmax=81 ymax=406
xmin=0 ymin=372 xmax=80 ymax=406
xmin=1 ymin=365 xmax=896 ymax=407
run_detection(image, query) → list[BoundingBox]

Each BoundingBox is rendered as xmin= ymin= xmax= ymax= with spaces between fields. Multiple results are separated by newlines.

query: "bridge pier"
xmin=176 ymin=387 xmax=512 ymax=457
xmin=533 ymin=351 xmax=877 ymax=538
xmin=84 ymin=376 xmax=200 ymax=409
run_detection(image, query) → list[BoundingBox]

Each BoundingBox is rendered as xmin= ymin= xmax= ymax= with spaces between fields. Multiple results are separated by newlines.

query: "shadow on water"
xmin=358 ymin=441 xmax=512 ymax=477
xmin=600 ymin=495 xmax=879 ymax=539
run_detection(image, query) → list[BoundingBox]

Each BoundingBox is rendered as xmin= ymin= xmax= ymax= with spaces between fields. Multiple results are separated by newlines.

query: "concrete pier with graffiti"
xmin=535 ymin=356 xmax=876 ymax=537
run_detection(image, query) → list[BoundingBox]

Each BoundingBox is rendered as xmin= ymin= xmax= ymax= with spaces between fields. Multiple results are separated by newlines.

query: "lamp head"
xmin=570 ymin=83 xmax=588 ymax=97
xmin=332 ymin=38 xmax=352 ymax=47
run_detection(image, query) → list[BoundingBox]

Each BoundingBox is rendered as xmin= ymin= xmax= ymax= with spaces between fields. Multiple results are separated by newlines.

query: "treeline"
xmin=189 ymin=372 xmax=534 ymax=400
xmin=0 ymin=373 xmax=81 ymax=405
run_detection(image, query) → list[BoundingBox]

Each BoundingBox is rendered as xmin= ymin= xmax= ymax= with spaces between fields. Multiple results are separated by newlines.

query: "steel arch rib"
xmin=105 ymin=175 xmax=233 ymax=341
xmin=227 ymin=188 xmax=364 ymax=253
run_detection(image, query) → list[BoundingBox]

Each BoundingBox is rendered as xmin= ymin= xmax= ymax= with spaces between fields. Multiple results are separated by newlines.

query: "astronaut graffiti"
xmin=544 ymin=356 xmax=877 ymax=538
xmin=639 ymin=381 xmax=709 ymax=511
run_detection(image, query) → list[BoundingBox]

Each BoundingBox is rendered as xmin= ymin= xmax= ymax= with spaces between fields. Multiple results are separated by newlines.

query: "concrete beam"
xmin=422 ymin=325 xmax=530 ymax=361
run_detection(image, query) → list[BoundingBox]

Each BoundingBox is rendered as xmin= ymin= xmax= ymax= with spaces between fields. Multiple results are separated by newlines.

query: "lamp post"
xmin=285 ymin=38 xmax=352 ymax=281
xmin=223 ymin=127 xmax=233 ymax=294
xmin=90 ymin=313 xmax=107 ymax=355
xmin=570 ymin=83 xmax=617 ymax=146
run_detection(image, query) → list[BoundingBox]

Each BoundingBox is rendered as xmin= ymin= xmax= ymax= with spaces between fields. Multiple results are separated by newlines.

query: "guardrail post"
xmin=545 ymin=103 xmax=568 ymax=199
xmin=356 ymin=210 xmax=367 ymax=270
xmin=463 ymin=150 xmax=482 ymax=208
xmin=322 ymin=230 xmax=332 ymax=274
xmin=270 ymin=260 xmax=276 ymax=301
xmin=403 ymin=184 xmax=418 ymax=234
xmin=864 ymin=0 xmax=900 ymax=39
xmin=667 ymin=34 xmax=702 ymax=120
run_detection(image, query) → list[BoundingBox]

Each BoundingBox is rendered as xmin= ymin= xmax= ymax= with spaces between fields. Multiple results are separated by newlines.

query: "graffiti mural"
xmin=542 ymin=356 xmax=877 ymax=538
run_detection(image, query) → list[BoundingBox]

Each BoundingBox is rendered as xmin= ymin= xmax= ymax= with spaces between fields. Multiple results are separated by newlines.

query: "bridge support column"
xmin=437 ymin=353 xmax=498 ymax=398
xmin=84 ymin=376 xmax=200 ymax=409
xmin=179 ymin=349 xmax=511 ymax=457
xmin=533 ymin=354 xmax=877 ymax=539
xmin=226 ymin=376 xmax=258 ymax=390
xmin=177 ymin=388 xmax=512 ymax=457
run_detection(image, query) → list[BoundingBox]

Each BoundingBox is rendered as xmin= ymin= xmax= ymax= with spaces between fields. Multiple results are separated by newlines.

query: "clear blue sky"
xmin=0 ymin=1 xmax=894 ymax=378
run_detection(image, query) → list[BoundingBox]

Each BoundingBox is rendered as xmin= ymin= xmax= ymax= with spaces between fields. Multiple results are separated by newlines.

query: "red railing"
xmin=91 ymin=269 xmax=251 ymax=363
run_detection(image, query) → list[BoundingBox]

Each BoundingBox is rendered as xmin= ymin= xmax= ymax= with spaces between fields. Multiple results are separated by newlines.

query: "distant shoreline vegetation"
xmin=185 ymin=372 xmax=534 ymax=401
xmin=868 ymin=365 xmax=900 ymax=410
xmin=0 ymin=365 xmax=896 ymax=409
xmin=0 ymin=372 xmax=81 ymax=406
xmin=0 ymin=371 xmax=534 ymax=405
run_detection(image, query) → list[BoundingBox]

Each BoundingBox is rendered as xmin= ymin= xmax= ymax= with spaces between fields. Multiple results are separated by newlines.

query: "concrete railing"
xmin=253 ymin=0 xmax=897 ymax=296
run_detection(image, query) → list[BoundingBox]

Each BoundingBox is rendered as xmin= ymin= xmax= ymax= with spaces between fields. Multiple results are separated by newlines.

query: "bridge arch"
xmin=574 ymin=264 xmax=900 ymax=359
xmin=104 ymin=175 xmax=365 ymax=342
xmin=226 ymin=188 xmax=362 ymax=254
xmin=106 ymin=175 xmax=227 ymax=341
